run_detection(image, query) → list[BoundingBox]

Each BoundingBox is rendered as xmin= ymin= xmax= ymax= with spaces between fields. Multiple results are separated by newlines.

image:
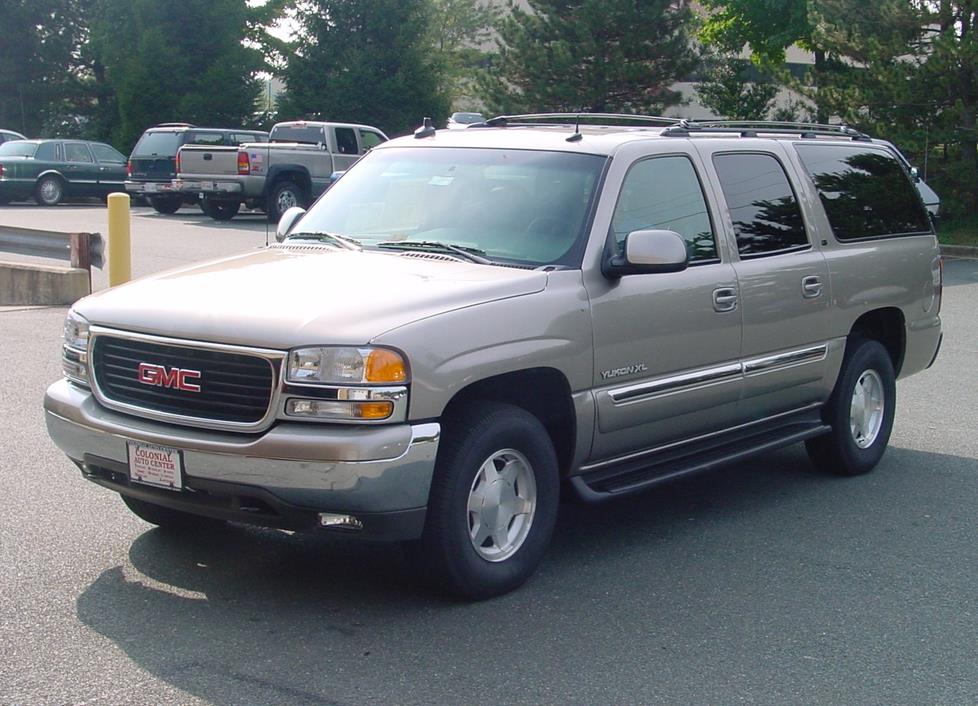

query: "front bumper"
xmin=44 ymin=378 xmax=439 ymax=540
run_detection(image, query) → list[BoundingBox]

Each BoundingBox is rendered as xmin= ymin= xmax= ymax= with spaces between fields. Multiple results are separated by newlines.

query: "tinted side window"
xmin=231 ymin=133 xmax=267 ymax=145
xmin=191 ymin=132 xmax=225 ymax=146
xmin=334 ymin=127 xmax=358 ymax=155
xmin=713 ymin=153 xmax=808 ymax=257
xmin=358 ymin=129 xmax=385 ymax=151
xmin=795 ymin=144 xmax=931 ymax=239
xmin=611 ymin=155 xmax=718 ymax=262
xmin=92 ymin=143 xmax=125 ymax=163
xmin=65 ymin=143 xmax=94 ymax=163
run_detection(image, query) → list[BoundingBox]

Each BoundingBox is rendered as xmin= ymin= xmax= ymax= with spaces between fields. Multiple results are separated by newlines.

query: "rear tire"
xmin=150 ymin=195 xmax=182 ymax=214
xmin=806 ymin=338 xmax=896 ymax=476
xmin=404 ymin=402 xmax=559 ymax=600
xmin=266 ymin=181 xmax=304 ymax=222
xmin=34 ymin=175 xmax=64 ymax=206
xmin=202 ymin=197 xmax=240 ymax=221
xmin=121 ymin=494 xmax=221 ymax=530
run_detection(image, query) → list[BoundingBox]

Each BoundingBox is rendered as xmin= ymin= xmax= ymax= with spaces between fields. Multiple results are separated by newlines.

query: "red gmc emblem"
xmin=137 ymin=362 xmax=202 ymax=392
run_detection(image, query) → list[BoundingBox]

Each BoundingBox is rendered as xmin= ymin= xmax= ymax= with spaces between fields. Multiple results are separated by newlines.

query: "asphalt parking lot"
xmin=2 ymin=204 xmax=977 ymax=705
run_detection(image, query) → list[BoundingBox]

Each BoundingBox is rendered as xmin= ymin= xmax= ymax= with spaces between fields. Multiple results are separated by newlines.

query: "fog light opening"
xmin=318 ymin=512 xmax=364 ymax=531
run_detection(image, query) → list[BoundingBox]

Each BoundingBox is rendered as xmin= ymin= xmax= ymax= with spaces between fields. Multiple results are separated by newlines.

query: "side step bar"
xmin=570 ymin=417 xmax=831 ymax=504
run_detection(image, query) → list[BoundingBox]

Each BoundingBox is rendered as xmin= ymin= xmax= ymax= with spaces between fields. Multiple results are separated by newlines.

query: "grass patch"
xmin=937 ymin=216 xmax=978 ymax=247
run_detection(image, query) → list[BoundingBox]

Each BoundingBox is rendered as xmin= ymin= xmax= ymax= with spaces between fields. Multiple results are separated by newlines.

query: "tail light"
xmin=126 ymin=160 xmax=132 ymax=178
xmin=0 ymin=163 xmax=4 ymax=178
xmin=175 ymin=151 xmax=181 ymax=175
xmin=237 ymin=151 xmax=250 ymax=175
xmin=934 ymin=255 xmax=944 ymax=314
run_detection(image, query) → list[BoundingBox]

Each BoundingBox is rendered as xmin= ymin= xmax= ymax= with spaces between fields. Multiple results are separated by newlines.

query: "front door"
xmin=586 ymin=151 xmax=744 ymax=462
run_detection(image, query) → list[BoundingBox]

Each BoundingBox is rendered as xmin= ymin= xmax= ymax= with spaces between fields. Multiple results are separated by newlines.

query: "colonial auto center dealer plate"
xmin=126 ymin=441 xmax=184 ymax=491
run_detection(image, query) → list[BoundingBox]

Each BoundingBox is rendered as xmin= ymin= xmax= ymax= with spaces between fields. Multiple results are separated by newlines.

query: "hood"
xmin=75 ymin=246 xmax=548 ymax=349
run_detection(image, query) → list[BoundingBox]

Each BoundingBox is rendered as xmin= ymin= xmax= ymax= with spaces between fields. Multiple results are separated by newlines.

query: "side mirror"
xmin=602 ymin=229 xmax=688 ymax=279
xmin=910 ymin=166 xmax=921 ymax=183
xmin=275 ymin=206 xmax=306 ymax=243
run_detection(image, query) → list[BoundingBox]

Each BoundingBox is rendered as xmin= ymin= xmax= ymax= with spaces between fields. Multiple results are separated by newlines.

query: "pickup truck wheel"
xmin=267 ymin=181 xmax=303 ymax=222
xmin=806 ymin=338 xmax=896 ymax=476
xmin=202 ymin=198 xmax=240 ymax=221
xmin=405 ymin=402 xmax=559 ymax=600
xmin=120 ymin=494 xmax=221 ymax=530
xmin=34 ymin=175 xmax=64 ymax=206
xmin=150 ymin=195 xmax=182 ymax=214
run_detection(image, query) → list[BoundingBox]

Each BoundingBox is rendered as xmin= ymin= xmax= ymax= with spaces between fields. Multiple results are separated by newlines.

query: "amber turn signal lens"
xmin=365 ymin=349 xmax=408 ymax=383
xmin=354 ymin=401 xmax=395 ymax=419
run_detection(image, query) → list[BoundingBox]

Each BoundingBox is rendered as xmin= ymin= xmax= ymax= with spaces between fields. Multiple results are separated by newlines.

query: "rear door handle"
xmin=713 ymin=287 xmax=738 ymax=313
xmin=802 ymin=276 xmax=824 ymax=299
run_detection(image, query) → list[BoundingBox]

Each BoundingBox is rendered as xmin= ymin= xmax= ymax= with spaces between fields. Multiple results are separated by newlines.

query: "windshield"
xmin=291 ymin=147 xmax=606 ymax=267
xmin=132 ymin=131 xmax=181 ymax=157
xmin=0 ymin=142 xmax=37 ymax=157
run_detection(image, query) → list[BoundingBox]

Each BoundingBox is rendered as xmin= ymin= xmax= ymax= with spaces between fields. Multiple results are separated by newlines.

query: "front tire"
xmin=121 ymin=494 xmax=221 ymax=530
xmin=150 ymin=195 xmax=182 ymax=214
xmin=806 ymin=338 xmax=896 ymax=476
xmin=34 ymin=175 xmax=64 ymax=206
xmin=405 ymin=402 xmax=559 ymax=600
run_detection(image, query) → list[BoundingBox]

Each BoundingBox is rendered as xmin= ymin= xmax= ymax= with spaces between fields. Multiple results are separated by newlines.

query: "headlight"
xmin=287 ymin=347 xmax=408 ymax=385
xmin=62 ymin=309 xmax=90 ymax=386
xmin=285 ymin=346 xmax=409 ymax=422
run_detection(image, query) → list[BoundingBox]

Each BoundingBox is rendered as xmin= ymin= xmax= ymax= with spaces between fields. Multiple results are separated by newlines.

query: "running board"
xmin=570 ymin=417 xmax=831 ymax=504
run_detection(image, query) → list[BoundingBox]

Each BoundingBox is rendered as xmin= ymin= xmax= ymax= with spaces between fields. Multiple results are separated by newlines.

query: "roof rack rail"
xmin=662 ymin=119 xmax=872 ymax=141
xmin=153 ymin=122 xmax=197 ymax=128
xmin=471 ymin=113 xmax=682 ymax=129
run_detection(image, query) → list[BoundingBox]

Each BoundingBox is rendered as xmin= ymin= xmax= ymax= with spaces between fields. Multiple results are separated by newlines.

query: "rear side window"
xmin=611 ymin=155 xmax=718 ymax=262
xmin=191 ymin=132 xmax=225 ymax=146
xmin=334 ymin=127 xmax=358 ymax=155
xmin=713 ymin=152 xmax=808 ymax=257
xmin=231 ymin=133 xmax=267 ymax=144
xmin=132 ymin=131 xmax=181 ymax=157
xmin=795 ymin=144 xmax=931 ymax=240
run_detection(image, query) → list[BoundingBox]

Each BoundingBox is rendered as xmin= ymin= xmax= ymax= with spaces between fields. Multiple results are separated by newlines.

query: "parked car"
xmin=0 ymin=139 xmax=127 ymax=206
xmin=125 ymin=123 xmax=268 ymax=214
xmin=44 ymin=116 xmax=943 ymax=599
xmin=446 ymin=112 xmax=485 ymax=129
xmin=0 ymin=129 xmax=27 ymax=145
xmin=175 ymin=120 xmax=387 ymax=222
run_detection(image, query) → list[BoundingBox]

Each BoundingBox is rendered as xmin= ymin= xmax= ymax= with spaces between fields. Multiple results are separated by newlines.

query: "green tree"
xmin=278 ymin=0 xmax=450 ymax=137
xmin=695 ymin=54 xmax=780 ymax=120
xmin=812 ymin=0 xmax=978 ymax=217
xmin=478 ymin=0 xmax=700 ymax=115
xmin=427 ymin=0 xmax=500 ymax=109
xmin=698 ymin=0 xmax=829 ymax=122
xmin=93 ymin=0 xmax=266 ymax=149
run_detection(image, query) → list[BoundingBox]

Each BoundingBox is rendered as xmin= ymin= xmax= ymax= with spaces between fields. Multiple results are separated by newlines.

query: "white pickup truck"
xmin=175 ymin=120 xmax=388 ymax=221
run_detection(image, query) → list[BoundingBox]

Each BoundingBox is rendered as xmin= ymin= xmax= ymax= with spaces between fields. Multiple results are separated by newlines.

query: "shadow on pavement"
xmin=75 ymin=444 xmax=978 ymax=705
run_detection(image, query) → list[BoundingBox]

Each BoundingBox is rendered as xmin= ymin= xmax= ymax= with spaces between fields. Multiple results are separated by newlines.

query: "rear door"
xmin=696 ymin=143 xmax=835 ymax=419
xmin=63 ymin=142 xmax=99 ymax=196
xmin=586 ymin=145 xmax=744 ymax=461
xmin=129 ymin=130 xmax=182 ymax=186
xmin=330 ymin=126 xmax=360 ymax=171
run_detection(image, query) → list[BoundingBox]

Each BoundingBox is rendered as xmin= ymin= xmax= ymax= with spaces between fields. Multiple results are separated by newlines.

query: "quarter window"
xmin=795 ymin=144 xmax=931 ymax=240
xmin=713 ymin=153 xmax=808 ymax=256
xmin=610 ymin=155 xmax=718 ymax=262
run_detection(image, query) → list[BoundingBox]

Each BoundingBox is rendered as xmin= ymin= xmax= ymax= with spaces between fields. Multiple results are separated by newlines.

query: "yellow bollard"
xmin=107 ymin=192 xmax=131 ymax=286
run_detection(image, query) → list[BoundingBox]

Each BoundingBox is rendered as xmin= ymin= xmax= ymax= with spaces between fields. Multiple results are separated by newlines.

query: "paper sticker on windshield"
xmin=429 ymin=176 xmax=454 ymax=186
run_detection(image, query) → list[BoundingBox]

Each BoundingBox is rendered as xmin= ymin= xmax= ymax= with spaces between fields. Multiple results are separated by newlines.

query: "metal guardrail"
xmin=0 ymin=225 xmax=104 ymax=271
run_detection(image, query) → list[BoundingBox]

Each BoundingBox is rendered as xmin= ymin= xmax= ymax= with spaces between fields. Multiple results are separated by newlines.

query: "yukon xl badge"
xmin=601 ymin=363 xmax=648 ymax=380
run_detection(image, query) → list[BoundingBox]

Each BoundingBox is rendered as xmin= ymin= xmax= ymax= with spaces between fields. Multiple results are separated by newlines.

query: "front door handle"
xmin=802 ymin=276 xmax=824 ymax=299
xmin=713 ymin=287 xmax=738 ymax=313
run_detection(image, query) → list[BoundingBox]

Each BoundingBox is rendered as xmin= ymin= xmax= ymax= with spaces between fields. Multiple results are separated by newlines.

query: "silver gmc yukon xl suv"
xmin=44 ymin=116 xmax=944 ymax=599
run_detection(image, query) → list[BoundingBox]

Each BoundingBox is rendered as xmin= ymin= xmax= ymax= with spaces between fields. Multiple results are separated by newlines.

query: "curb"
xmin=941 ymin=244 xmax=978 ymax=259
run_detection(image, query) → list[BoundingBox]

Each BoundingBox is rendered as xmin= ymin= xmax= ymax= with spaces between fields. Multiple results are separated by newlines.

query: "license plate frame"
xmin=126 ymin=441 xmax=184 ymax=491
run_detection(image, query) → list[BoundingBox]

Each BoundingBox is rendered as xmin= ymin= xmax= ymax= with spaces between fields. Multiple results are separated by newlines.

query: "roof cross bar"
xmin=472 ymin=113 xmax=683 ymax=129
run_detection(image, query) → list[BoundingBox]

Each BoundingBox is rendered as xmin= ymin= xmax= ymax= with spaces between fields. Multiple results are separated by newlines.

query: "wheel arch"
xmin=264 ymin=165 xmax=312 ymax=198
xmin=440 ymin=367 xmax=577 ymax=475
xmin=848 ymin=307 xmax=906 ymax=375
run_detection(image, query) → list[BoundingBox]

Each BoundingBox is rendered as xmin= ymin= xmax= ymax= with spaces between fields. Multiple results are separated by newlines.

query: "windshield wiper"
xmin=376 ymin=240 xmax=494 ymax=264
xmin=285 ymin=231 xmax=361 ymax=250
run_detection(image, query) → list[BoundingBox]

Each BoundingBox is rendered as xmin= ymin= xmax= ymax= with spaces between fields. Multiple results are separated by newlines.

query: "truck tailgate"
xmin=177 ymin=144 xmax=239 ymax=178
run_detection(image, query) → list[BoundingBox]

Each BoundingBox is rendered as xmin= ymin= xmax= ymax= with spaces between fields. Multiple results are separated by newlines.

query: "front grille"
xmin=92 ymin=336 xmax=276 ymax=424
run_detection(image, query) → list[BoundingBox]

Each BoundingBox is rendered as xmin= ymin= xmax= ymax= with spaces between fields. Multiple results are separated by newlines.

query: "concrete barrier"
xmin=0 ymin=259 xmax=90 ymax=306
